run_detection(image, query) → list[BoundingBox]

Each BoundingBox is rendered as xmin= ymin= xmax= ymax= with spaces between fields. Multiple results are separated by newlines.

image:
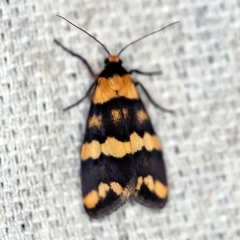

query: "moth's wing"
xmin=80 ymin=97 xmax=136 ymax=218
xmin=129 ymin=96 xmax=168 ymax=208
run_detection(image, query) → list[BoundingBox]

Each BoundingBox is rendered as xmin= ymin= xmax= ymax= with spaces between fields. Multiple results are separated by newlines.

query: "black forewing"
xmin=81 ymin=96 xmax=137 ymax=218
xmin=128 ymin=89 xmax=168 ymax=208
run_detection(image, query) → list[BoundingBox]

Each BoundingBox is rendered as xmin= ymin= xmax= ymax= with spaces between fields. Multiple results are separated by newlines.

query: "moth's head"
xmin=105 ymin=55 xmax=122 ymax=65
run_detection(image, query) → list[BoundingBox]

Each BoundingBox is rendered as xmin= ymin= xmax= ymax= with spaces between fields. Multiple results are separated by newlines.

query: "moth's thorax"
xmin=93 ymin=74 xmax=139 ymax=104
xmin=104 ymin=55 xmax=127 ymax=91
xmin=100 ymin=56 xmax=127 ymax=79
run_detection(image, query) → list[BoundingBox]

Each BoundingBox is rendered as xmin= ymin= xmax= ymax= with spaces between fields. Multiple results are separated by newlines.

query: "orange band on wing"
xmin=81 ymin=132 xmax=161 ymax=161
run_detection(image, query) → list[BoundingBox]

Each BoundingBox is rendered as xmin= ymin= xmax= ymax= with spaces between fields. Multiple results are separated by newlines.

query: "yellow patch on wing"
xmin=83 ymin=181 xmax=131 ymax=209
xmin=144 ymin=175 xmax=155 ymax=191
xmin=81 ymin=132 xmax=161 ymax=161
xmin=93 ymin=74 xmax=139 ymax=104
xmin=108 ymin=75 xmax=124 ymax=91
xmin=81 ymin=140 xmax=101 ymax=160
xmin=136 ymin=109 xmax=148 ymax=123
xmin=135 ymin=176 xmax=143 ymax=192
xmin=81 ymin=137 xmax=132 ymax=160
xmin=154 ymin=180 xmax=168 ymax=199
xmin=93 ymin=78 xmax=116 ymax=104
xmin=110 ymin=182 xmax=123 ymax=195
xmin=130 ymin=132 xmax=162 ymax=153
xmin=135 ymin=176 xmax=168 ymax=199
xmin=118 ymin=75 xmax=139 ymax=99
xmin=83 ymin=190 xmax=99 ymax=209
xmin=130 ymin=132 xmax=143 ymax=153
xmin=111 ymin=108 xmax=129 ymax=123
xmin=101 ymin=137 xmax=132 ymax=158
xmin=143 ymin=133 xmax=161 ymax=151
xmin=122 ymin=108 xmax=129 ymax=118
xmin=88 ymin=114 xmax=102 ymax=129
xmin=111 ymin=109 xmax=121 ymax=123
xmin=98 ymin=182 xmax=109 ymax=198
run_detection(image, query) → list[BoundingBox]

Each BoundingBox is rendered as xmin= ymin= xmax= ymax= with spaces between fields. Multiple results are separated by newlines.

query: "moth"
xmin=55 ymin=15 xmax=178 ymax=218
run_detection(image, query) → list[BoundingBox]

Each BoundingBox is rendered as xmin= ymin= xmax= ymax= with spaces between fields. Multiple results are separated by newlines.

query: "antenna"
xmin=118 ymin=21 xmax=179 ymax=56
xmin=56 ymin=15 xmax=110 ymax=55
xmin=57 ymin=15 xmax=179 ymax=57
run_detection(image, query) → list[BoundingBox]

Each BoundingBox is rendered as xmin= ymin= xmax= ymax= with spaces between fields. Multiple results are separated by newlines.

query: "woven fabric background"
xmin=1 ymin=0 xmax=240 ymax=239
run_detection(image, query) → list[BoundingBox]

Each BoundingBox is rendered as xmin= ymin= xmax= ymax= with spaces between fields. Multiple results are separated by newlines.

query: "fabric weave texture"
xmin=1 ymin=1 xmax=240 ymax=239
